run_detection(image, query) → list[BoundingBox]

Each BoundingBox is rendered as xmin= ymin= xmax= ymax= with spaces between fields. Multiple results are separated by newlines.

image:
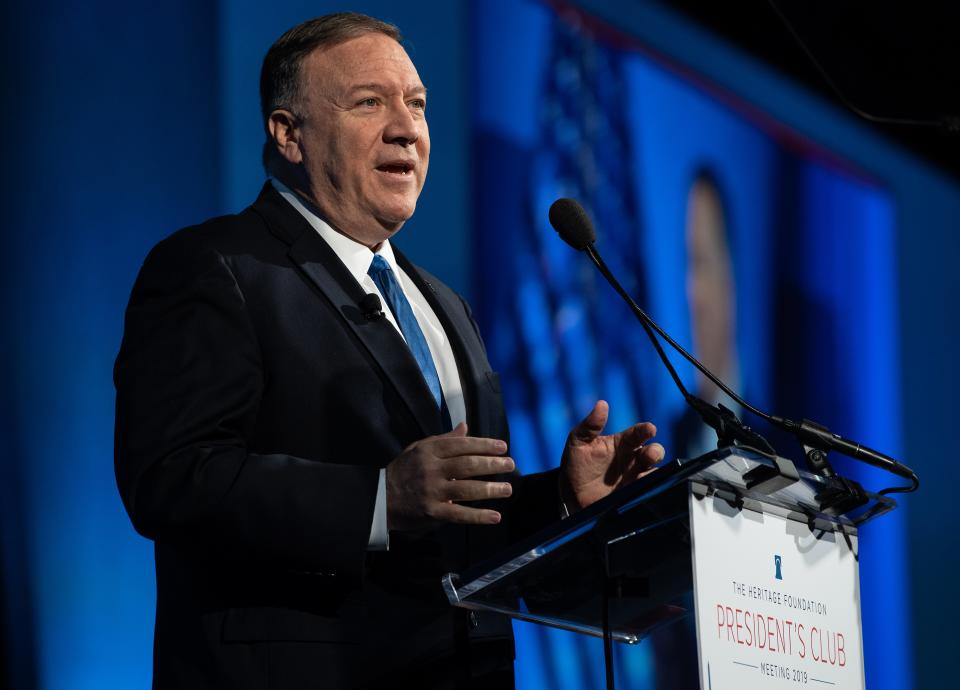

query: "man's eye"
xmin=410 ymin=99 xmax=426 ymax=110
xmin=360 ymin=98 xmax=377 ymax=107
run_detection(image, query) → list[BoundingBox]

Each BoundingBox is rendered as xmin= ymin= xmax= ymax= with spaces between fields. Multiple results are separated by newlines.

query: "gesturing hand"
xmin=386 ymin=423 xmax=516 ymax=531
xmin=561 ymin=400 xmax=665 ymax=512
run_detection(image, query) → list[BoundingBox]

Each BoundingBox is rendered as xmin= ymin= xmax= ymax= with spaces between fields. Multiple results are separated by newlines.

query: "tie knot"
xmin=368 ymin=254 xmax=391 ymax=277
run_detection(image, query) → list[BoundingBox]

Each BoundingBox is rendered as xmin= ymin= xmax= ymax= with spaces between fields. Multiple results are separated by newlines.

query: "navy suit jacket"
xmin=114 ymin=183 xmax=558 ymax=689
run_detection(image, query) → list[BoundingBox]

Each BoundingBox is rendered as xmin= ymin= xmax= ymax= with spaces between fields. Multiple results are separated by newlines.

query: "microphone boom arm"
xmin=583 ymin=242 xmax=918 ymax=494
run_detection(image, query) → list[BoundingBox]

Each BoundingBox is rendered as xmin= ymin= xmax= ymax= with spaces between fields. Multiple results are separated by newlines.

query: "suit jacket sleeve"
xmin=447 ymin=293 xmax=563 ymax=554
xmin=114 ymin=231 xmax=378 ymax=578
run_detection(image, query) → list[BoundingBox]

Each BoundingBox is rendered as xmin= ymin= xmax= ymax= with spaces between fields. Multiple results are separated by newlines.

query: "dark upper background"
xmin=664 ymin=0 xmax=960 ymax=181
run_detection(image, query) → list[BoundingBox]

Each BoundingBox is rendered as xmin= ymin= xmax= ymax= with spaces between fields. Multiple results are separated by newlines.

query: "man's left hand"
xmin=560 ymin=400 xmax=665 ymax=512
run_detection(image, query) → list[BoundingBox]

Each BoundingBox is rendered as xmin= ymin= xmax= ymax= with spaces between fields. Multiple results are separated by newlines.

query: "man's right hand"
xmin=386 ymin=423 xmax=515 ymax=531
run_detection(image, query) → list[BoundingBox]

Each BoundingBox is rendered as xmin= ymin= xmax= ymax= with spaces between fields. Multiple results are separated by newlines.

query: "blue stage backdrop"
xmin=472 ymin=1 xmax=908 ymax=688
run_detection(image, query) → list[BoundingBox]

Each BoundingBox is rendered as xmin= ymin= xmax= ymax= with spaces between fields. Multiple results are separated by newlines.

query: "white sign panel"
xmin=690 ymin=490 xmax=865 ymax=689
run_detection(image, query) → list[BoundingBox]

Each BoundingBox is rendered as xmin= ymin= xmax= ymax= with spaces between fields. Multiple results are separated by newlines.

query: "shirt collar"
xmin=271 ymin=178 xmax=400 ymax=285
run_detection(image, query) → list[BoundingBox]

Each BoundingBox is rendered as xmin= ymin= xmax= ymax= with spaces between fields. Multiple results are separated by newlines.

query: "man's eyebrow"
xmin=346 ymin=83 xmax=428 ymax=95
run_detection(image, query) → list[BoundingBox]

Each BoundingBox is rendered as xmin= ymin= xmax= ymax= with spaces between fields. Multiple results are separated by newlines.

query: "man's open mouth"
xmin=376 ymin=161 xmax=415 ymax=175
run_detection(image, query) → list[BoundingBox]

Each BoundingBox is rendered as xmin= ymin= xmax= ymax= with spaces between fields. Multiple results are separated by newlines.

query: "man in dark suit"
xmin=114 ymin=13 xmax=664 ymax=689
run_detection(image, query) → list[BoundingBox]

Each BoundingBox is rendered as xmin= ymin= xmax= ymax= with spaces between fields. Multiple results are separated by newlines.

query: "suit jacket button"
xmin=469 ymin=611 xmax=479 ymax=629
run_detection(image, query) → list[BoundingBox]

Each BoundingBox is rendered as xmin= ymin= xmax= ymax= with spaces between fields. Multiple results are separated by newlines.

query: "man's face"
xmin=294 ymin=33 xmax=429 ymax=246
xmin=686 ymin=178 xmax=735 ymax=400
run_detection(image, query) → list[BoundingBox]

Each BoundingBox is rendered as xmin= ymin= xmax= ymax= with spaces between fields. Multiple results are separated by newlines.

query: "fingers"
xmin=620 ymin=442 xmax=666 ymax=481
xmin=615 ymin=422 xmax=666 ymax=467
xmin=444 ymin=454 xmax=515 ymax=479
xmin=619 ymin=421 xmax=658 ymax=450
xmin=571 ymin=400 xmax=609 ymax=443
xmin=430 ymin=434 xmax=508 ymax=459
xmin=430 ymin=502 xmax=502 ymax=525
xmin=641 ymin=442 xmax=666 ymax=464
xmin=388 ymin=426 xmax=514 ymax=531
xmin=622 ymin=426 xmax=664 ymax=470
xmin=442 ymin=478 xmax=513 ymax=502
xmin=617 ymin=431 xmax=665 ymax=477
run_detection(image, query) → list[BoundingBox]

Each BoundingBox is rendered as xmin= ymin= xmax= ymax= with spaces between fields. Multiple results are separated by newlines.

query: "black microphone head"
xmin=548 ymin=198 xmax=596 ymax=251
xmin=360 ymin=293 xmax=383 ymax=319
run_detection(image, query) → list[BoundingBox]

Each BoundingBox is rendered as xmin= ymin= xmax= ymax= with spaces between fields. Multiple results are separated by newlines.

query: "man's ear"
xmin=267 ymin=110 xmax=303 ymax=165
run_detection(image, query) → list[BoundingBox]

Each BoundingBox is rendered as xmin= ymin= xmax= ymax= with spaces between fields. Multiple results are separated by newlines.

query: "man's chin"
xmin=371 ymin=221 xmax=405 ymax=242
xmin=374 ymin=205 xmax=417 ymax=232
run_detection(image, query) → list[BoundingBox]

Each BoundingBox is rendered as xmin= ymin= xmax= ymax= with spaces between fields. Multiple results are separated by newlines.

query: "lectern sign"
xmin=689 ymin=490 xmax=866 ymax=689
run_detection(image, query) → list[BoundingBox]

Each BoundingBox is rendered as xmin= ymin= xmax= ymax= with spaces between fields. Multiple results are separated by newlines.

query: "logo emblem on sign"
xmin=774 ymin=554 xmax=783 ymax=580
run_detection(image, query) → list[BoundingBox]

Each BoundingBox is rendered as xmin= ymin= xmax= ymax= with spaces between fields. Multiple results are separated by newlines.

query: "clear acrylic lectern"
xmin=442 ymin=448 xmax=895 ymax=644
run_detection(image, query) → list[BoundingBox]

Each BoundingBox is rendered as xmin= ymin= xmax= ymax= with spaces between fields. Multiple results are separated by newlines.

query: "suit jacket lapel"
xmin=393 ymin=249 xmax=483 ymax=433
xmin=249 ymin=183 xmax=445 ymax=438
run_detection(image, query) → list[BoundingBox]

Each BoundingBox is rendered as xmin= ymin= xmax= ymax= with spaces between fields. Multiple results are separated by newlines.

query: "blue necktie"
xmin=368 ymin=255 xmax=451 ymax=428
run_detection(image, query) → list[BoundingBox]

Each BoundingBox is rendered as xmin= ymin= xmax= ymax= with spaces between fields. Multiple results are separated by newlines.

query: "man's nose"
xmin=383 ymin=102 xmax=420 ymax=146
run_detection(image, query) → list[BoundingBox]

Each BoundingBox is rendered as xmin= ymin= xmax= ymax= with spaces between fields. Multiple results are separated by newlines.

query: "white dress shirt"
xmin=272 ymin=179 xmax=465 ymax=549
